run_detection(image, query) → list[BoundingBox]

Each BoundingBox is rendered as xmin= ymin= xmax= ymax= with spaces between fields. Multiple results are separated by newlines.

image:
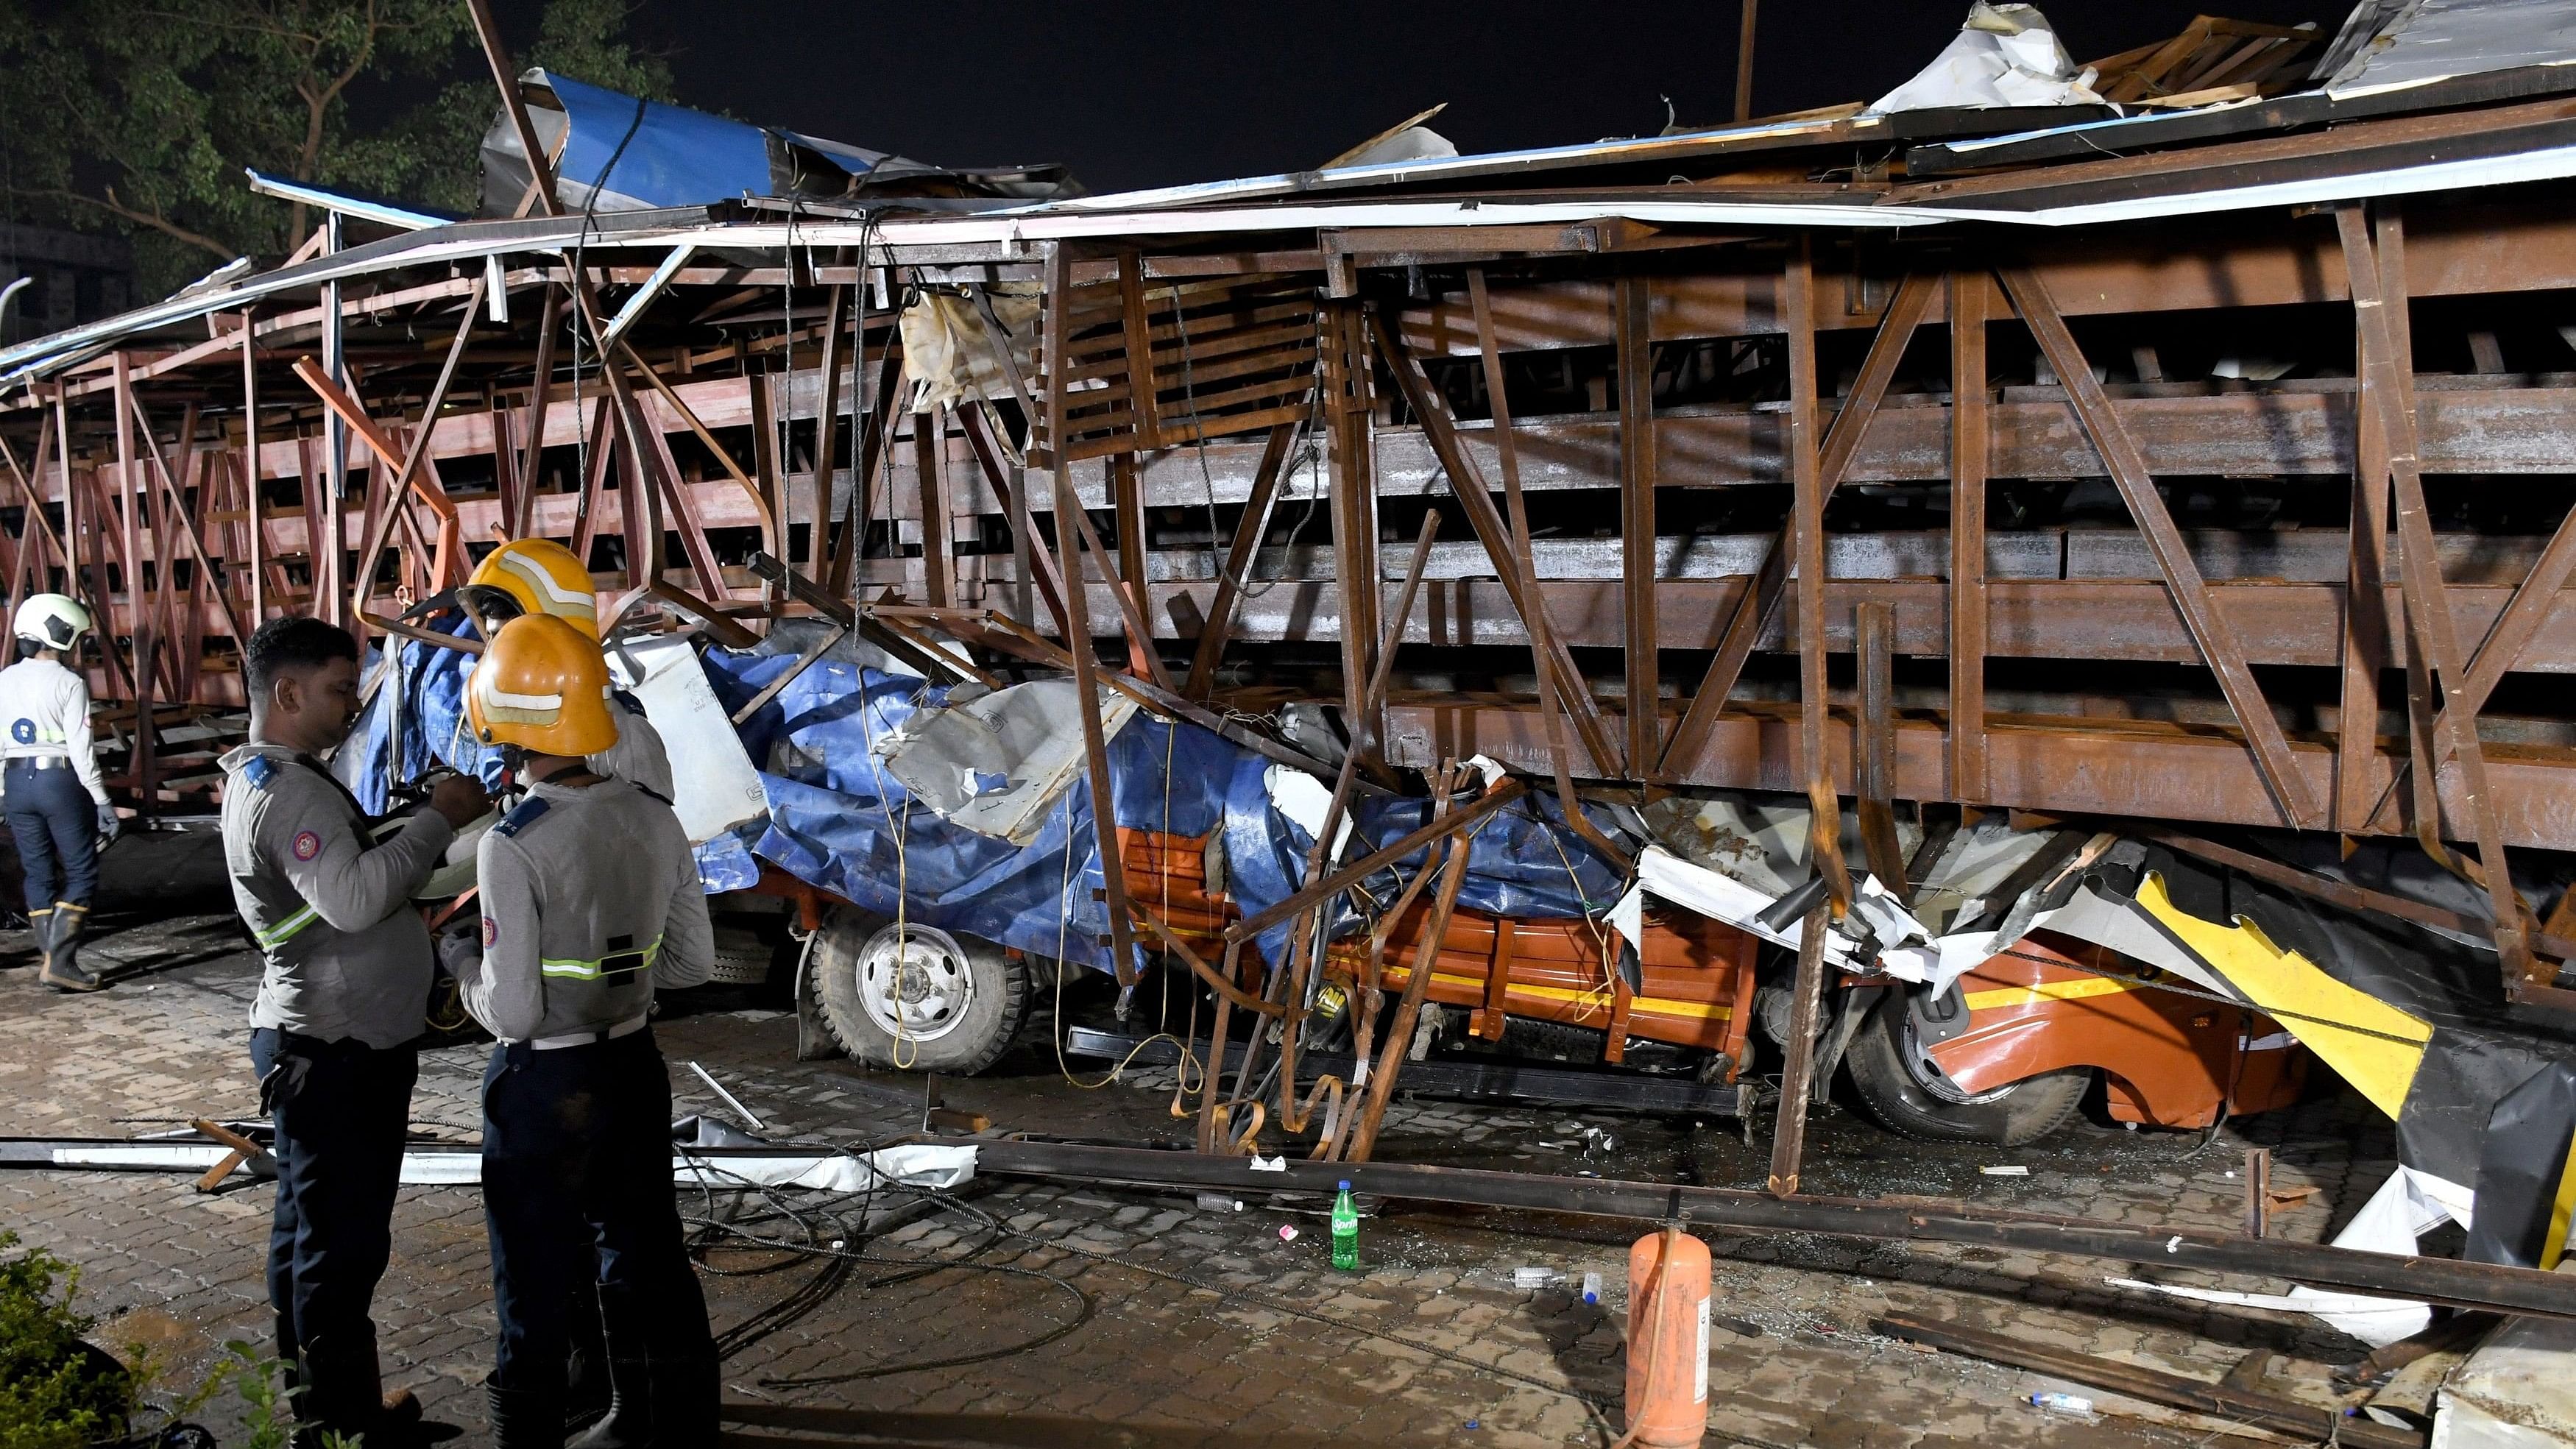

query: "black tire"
xmin=812 ymin=910 xmax=1031 ymax=1075
xmin=1843 ymin=989 xmax=2089 ymax=1146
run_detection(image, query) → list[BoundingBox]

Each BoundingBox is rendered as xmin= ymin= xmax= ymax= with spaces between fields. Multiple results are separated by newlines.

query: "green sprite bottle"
xmin=1331 ymin=1180 xmax=1360 ymax=1271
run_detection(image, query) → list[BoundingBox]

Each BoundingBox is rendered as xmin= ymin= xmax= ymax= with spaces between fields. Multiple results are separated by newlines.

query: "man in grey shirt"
xmin=452 ymin=611 xmax=715 ymax=1446
xmin=219 ymin=617 xmax=489 ymax=1445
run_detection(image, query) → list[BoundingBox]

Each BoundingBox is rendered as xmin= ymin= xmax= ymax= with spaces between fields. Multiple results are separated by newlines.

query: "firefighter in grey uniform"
xmin=220 ymin=615 xmax=492 ymax=1445
xmin=0 ymin=593 xmax=118 ymax=990
xmin=455 ymin=612 xmax=716 ymax=1448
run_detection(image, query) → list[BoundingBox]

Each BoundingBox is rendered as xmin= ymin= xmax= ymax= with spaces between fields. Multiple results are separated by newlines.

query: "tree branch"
xmin=43 ymin=188 xmax=235 ymax=263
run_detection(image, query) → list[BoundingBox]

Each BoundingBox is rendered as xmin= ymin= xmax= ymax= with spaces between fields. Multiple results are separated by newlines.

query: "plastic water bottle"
xmin=1580 ymin=1271 xmax=1602 ymax=1305
xmin=2029 ymin=1392 xmax=2093 ymax=1416
xmin=1331 ymin=1180 xmax=1360 ymax=1271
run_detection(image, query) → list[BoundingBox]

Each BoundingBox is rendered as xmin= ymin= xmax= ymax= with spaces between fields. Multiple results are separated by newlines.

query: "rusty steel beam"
xmin=1394 ymin=202 xmax=2576 ymax=352
xmin=1384 ymin=696 xmax=2576 ymax=851
xmin=1659 ymin=270 xmax=1936 ymax=784
xmin=1617 ymin=275 xmax=1660 ymax=772
xmin=1370 ymin=308 xmax=1621 ymax=773
xmin=1044 ymin=243 xmax=1144 ymax=991
xmin=1182 ymin=422 xmax=1295 ymax=701
xmin=1949 ymin=270 xmax=1990 ymax=805
xmin=2000 ymin=265 xmax=2321 ymax=831
xmin=2338 ymin=203 xmax=2537 ymax=987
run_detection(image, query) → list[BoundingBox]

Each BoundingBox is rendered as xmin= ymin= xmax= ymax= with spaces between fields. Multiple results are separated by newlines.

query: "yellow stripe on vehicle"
xmin=1963 ymin=977 xmax=2138 ymax=1010
xmin=1379 ymin=966 xmax=1733 ymax=1021
xmin=2134 ymin=871 xmax=2430 ymax=1119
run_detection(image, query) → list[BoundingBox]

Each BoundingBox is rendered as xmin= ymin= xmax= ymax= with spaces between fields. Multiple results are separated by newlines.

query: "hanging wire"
xmin=1165 ymin=283 xmax=1326 ymax=600
xmin=564 ymin=94 xmax=648 ymax=511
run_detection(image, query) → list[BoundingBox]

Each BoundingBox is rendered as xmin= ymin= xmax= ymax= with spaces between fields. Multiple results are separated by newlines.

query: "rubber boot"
xmin=289 ymin=1339 xmax=377 ymax=1449
xmin=38 ymin=901 xmax=100 ymax=993
xmin=11 ymin=907 xmax=46 ymax=968
xmin=566 ymin=1360 xmax=643 ymax=1449
xmin=489 ymin=1381 xmax=570 ymax=1449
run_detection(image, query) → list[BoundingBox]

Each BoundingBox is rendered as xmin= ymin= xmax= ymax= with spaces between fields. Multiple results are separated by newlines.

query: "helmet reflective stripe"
xmin=538 ymin=935 xmax=662 ymax=979
xmin=496 ymin=550 xmax=594 ymax=612
xmin=255 ymin=904 xmax=319 ymax=949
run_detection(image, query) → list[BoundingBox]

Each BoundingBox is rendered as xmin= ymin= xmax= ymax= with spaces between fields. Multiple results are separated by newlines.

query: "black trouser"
xmin=5 ymin=758 xmax=93 ymax=912
xmin=250 ymin=1027 xmax=416 ymax=1427
xmin=481 ymin=1029 xmax=715 ymax=1439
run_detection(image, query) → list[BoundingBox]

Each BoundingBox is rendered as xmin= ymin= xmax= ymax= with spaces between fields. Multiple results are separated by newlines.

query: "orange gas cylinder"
xmin=1622 ymin=1225 xmax=1712 ymax=1448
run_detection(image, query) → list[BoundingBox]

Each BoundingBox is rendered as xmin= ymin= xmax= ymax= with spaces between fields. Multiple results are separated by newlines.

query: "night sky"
xmin=598 ymin=1 xmax=2340 ymax=194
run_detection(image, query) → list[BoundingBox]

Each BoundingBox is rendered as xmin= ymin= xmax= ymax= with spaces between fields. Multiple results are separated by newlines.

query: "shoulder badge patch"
xmin=494 ymin=796 xmax=552 ymax=839
xmin=482 ymin=916 xmax=499 ymax=947
xmin=241 ymin=756 xmax=277 ymax=789
xmin=291 ymin=830 xmax=322 ymax=861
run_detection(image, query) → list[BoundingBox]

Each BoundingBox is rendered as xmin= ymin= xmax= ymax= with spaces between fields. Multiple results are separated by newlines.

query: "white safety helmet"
xmin=12 ymin=594 xmax=91 ymax=652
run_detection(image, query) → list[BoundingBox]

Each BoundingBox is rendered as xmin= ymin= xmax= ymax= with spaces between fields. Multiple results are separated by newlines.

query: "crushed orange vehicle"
xmin=1112 ymin=829 xmax=2307 ymax=1145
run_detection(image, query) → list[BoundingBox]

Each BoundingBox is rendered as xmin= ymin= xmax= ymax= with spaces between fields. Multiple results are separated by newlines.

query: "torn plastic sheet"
xmin=899 ymin=287 xmax=1040 ymax=417
xmin=2109 ymin=1165 xmax=2478 ymax=1347
xmin=701 ymin=648 xmax=1239 ymax=976
xmin=38 ymin=1141 xmax=977 ymax=1193
xmin=1865 ymin=2 xmax=2104 ymax=116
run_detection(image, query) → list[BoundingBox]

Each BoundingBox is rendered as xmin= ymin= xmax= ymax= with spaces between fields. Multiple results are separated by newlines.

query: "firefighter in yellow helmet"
xmin=459 ymin=539 xmax=673 ymax=801
xmin=455 ymin=613 xmax=715 ymax=1446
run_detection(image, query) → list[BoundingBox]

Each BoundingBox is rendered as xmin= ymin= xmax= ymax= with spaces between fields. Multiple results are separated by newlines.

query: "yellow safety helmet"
xmin=461 ymin=538 xmax=599 ymax=641
xmin=466 ymin=613 xmax=620 ymax=757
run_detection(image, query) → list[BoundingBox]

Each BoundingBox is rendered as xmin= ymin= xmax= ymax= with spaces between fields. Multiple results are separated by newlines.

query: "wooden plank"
xmin=1999 ymin=264 xmax=2322 ymax=831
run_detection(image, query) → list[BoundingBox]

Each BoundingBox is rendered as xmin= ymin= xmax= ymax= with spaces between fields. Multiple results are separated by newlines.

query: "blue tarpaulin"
xmin=335 ymin=613 xmax=504 ymax=814
xmin=342 ymin=631 xmax=1624 ymax=980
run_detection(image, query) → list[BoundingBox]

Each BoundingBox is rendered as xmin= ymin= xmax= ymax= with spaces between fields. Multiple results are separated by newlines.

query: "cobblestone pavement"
xmin=0 ymin=832 xmax=2430 ymax=1447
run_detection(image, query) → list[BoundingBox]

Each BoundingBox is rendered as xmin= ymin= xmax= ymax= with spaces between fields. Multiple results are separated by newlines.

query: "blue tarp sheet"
xmin=343 ymin=633 xmax=1625 ymax=979
xmin=548 ymin=72 xmax=778 ymax=209
xmin=336 ymin=614 xmax=504 ymax=815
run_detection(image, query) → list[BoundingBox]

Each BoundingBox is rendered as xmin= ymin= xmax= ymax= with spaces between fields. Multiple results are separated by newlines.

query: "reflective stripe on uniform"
xmin=538 ymin=935 xmax=662 ymax=979
xmin=255 ymin=904 xmax=320 ymax=949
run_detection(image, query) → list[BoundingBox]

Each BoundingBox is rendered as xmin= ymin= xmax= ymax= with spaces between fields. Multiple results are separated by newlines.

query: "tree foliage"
xmin=0 ymin=0 xmax=674 ymax=294
xmin=0 ymin=1232 xmax=129 ymax=1449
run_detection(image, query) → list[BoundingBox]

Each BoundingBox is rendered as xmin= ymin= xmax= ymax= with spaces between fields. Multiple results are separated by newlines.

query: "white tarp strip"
xmin=2110 ymin=1164 xmax=2479 ymax=1347
xmin=49 ymin=1142 xmax=980 ymax=1193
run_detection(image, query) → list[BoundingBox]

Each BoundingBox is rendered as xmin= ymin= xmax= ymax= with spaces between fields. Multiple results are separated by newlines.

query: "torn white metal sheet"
xmin=2321 ymin=0 xmax=2576 ymax=99
xmin=875 ymin=677 xmax=1136 ymax=846
xmin=617 ymin=634 xmax=768 ymax=846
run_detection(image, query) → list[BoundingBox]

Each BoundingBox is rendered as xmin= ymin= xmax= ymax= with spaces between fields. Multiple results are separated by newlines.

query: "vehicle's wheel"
xmin=813 ymin=910 xmax=1031 ymax=1074
xmin=1843 ymin=988 xmax=2088 ymax=1146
